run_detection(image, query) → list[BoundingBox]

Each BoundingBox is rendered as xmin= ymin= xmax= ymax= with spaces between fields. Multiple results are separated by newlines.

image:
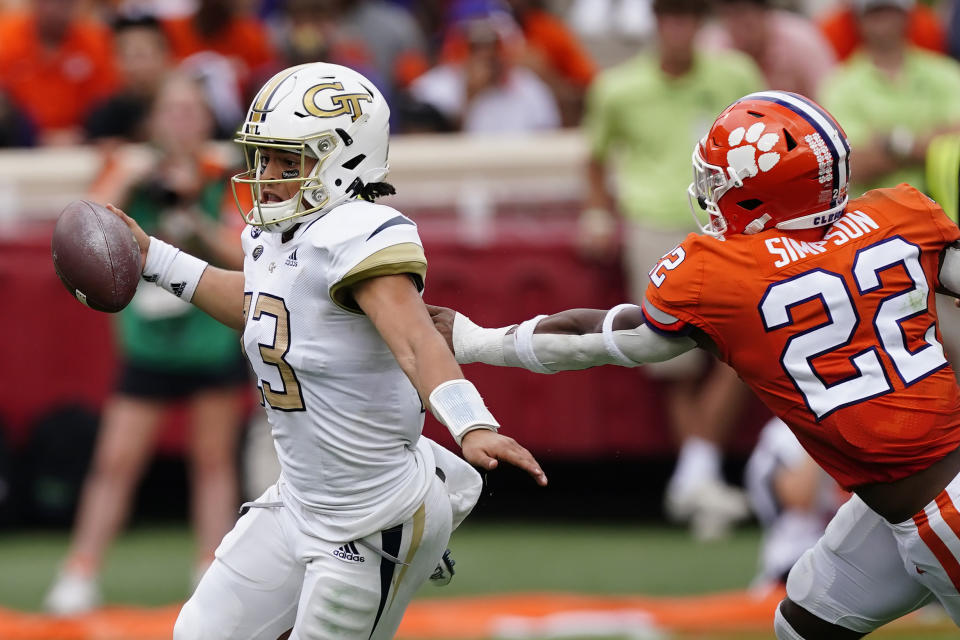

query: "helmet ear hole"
xmin=782 ymin=129 xmax=797 ymax=151
xmin=737 ymin=199 xmax=764 ymax=211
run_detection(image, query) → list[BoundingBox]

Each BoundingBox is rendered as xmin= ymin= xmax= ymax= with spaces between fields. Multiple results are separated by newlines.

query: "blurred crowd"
xmin=5 ymin=0 xmax=960 ymax=546
xmin=6 ymin=0 xmax=960 ymax=609
xmin=0 ymin=0 xmax=597 ymax=144
xmin=0 ymin=0 xmax=956 ymax=146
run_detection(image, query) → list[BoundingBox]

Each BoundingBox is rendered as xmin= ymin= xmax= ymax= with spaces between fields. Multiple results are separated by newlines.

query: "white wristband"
xmin=142 ymin=236 xmax=209 ymax=302
xmin=429 ymin=379 xmax=500 ymax=446
xmin=514 ymin=315 xmax=556 ymax=374
xmin=603 ymin=303 xmax=641 ymax=366
xmin=452 ymin=312 xmax=515 ymax=365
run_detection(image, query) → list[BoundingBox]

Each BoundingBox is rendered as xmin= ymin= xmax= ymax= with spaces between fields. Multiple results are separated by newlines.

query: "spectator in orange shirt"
xmin=410 ymin=10 xmax=561 ymax=133
xmin=0 ymin=0 xmax=117 ymax=145
xmin=441 ymin=0 xmax=595 ymax=126
xmin=818 ymin=0 xmax=945 ymax=61
xmin=506 ymin=0 xmax=595 ymax=125
xmin=506 ymin=0 xmax=595 ymax=88
xmin=161 ymin=0 xmax=276 ymax=92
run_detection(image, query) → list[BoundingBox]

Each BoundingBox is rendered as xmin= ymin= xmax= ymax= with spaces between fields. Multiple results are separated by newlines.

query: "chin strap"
xmin=744 ymin=213 xmax=772 ymax=235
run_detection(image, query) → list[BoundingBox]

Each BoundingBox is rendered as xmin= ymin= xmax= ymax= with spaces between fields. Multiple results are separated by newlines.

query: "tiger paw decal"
xmin=727 ymin=122 xmax=781 ymax=178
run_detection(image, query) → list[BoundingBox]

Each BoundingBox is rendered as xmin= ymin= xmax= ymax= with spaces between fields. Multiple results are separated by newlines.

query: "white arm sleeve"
xmin=502 ymin=324 xmax=697 ymax=371
xmin=452 ymin=312 xmax=515 ymax=365
xmin=452 ymin=311 xmax=698 ymax=372
xmin=940 ymin=243 xmax=960 ymax=297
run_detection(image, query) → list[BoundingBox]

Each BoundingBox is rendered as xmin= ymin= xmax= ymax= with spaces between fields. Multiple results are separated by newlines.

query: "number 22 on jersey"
xmin=649 ymin=246 xmax=686 ymax=287
xmin=243 ymin=292 xmax=306 ymax=411
xmin=759 ymin=237 xmax=947 ymax=420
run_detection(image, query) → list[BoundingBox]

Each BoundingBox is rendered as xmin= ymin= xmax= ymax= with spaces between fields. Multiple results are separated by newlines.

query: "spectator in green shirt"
xmin=821 ymin=0 xmax=960 ymax=390
xmin=820 ymin=0 xmax=960 ymax=199
xmin=45 ymin=73 xmax=249 ymax=616
xmin=578 ymin=0 xmax=765 ymax=540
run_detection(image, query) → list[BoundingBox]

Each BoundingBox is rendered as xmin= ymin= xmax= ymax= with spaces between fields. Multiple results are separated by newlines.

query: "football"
xmin=51 ymin=200 xmax=141 ymax=313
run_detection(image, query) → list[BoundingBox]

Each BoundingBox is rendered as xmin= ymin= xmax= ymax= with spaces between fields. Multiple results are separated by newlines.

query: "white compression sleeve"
xmin=451 ymin=312 xmax=515 ymax=365
xmin=602 ymin=303 xmax=642 ymax=366
xmin=940 ymin=243 xmax=960 ymax=296
xmin=514 ymin=315 xmax=556 ymax=373
xmin=453 ymin=310 xmax=698 ymax=372
xmin=502 ymin=323 xmax=696 ymax=371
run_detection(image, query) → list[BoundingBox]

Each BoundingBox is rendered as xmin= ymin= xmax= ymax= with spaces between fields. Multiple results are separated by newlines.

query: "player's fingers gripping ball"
xmin=105 ymin=203 xmax=150 ymax=269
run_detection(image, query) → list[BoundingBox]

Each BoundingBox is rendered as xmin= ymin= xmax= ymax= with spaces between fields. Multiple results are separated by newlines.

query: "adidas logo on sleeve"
xmin=332 ymin=541 xmax=365 ymax=563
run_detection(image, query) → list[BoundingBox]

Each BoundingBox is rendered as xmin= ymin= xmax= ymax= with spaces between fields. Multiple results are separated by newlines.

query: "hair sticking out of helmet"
xmin=688 ymin=90 xmax=850 ymax=238
xmin=231 ymin=62 xmax=393 ymax=233
xmin=357 ymin=181 xmax=396 ymax=201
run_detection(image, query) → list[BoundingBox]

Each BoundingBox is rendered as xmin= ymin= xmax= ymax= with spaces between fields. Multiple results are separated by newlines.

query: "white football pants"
xmin=173 ymin=474 xmax=453 ymax=640
xmin=787 ymin=472 xmax=960 ymax=633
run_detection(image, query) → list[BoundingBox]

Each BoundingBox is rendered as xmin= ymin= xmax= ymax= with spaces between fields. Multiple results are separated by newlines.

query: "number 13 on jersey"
xmin=759 ymin=237 xmax=947 ymax=420
xmin=243 ymin=292 xmax=306 ymax=411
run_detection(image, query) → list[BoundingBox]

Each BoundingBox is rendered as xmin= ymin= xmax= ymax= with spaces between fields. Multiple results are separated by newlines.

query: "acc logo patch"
xmin=302 ymin=82 xmax=372 ymax=123
xmin=252 ymin=245 xmax=264 ymax=261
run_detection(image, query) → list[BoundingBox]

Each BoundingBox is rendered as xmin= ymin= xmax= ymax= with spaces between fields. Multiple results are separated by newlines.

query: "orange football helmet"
xmin=689 ymin=91 xmax=850 ymax=237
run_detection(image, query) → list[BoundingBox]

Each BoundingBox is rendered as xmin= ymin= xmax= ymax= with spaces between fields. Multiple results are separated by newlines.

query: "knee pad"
xmin=786 ymin=497 xmax=932 ymax=633
xmin=774 ymin=603 xmax=807 ymax=640
xmin=298 ymin=577 xmax=378 ymax=640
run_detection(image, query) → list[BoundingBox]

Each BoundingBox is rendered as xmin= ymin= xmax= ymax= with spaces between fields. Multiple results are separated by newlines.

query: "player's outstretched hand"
xmin=461 ymin=429 xmax=548 ymax=486
xmin=105 ymin=203 xmax=149 ymax=271
xmin=426 ymin=304 xmax=456 ymax=353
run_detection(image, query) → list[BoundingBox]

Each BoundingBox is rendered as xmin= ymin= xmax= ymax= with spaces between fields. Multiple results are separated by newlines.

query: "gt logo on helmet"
xmin=302 ymin=82 xmax=372 ymax=122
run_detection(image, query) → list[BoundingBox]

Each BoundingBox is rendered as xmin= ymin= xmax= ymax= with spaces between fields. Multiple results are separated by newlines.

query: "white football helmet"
xmin=232 ymin=62 xmax=391 ymax=232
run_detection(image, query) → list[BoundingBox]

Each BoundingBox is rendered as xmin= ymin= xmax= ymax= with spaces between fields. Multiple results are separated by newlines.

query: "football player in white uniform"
xmin=109 ymin=62 xmax=547 ymax=640
xmin=745 ymin=417 xmax=841 ymax=591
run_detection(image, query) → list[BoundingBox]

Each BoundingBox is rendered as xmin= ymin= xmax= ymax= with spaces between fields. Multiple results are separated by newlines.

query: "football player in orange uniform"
xmin=431 ymin=90 xmax=960 ymax=638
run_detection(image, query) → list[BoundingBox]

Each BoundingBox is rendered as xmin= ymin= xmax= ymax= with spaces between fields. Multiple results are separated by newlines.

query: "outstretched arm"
xmin=529 ymin=306 xmax=644 ymax=334
xmin=428 ymin=304 xmax=698 ymax=372
xmin=354 ymin=274 xmax=547 ymax=486
xmin=108 ymin=204 xmax=246 ymax=329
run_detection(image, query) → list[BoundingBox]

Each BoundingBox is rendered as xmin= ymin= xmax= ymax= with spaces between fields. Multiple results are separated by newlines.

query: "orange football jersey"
xmin=643 ymin=184 xmax=960 ymax=490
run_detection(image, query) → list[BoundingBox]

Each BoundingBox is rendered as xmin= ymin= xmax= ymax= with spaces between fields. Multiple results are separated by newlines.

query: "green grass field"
xmin=0 ymin=521 xmax=761 ymax=610
xmin=0 ymin=521 xmax=954 ymax=639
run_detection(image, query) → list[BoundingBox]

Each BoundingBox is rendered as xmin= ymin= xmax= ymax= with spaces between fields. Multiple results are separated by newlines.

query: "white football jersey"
xmin=240 ymin=199 xmax=433 ymax=540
